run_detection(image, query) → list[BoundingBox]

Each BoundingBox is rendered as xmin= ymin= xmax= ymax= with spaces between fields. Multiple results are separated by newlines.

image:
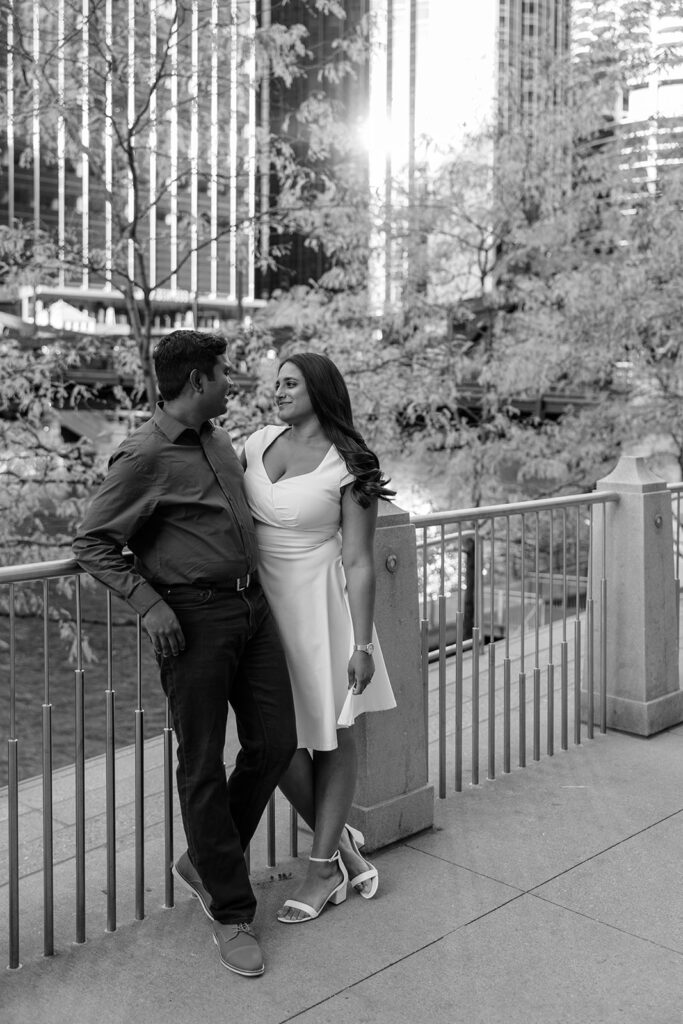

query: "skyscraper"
xmin=497 ymin=0 xmax=571 ymax=129
xmin=1 ymin=0 xmax=266 ymax=332
xmin=572 ymin=1 xmax=683 ymax=192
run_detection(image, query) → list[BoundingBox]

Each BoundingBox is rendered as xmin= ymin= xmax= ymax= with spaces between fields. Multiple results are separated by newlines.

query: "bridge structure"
xmin=1 ymin=455 xmax=683 ymax=1021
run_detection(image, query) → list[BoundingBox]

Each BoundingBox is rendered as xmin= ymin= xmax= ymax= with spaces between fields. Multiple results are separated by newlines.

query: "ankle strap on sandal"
xmin=309 ymin=851 xmax=340 ymax=863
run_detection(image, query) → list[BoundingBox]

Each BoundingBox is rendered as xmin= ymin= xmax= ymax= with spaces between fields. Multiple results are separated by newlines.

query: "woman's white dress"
xmin=243 ymin=425 xmax=396 ymax=751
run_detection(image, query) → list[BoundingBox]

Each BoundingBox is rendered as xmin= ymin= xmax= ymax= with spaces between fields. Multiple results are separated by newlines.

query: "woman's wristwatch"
xmin=353 ymin=642 xmax=375 ymax=654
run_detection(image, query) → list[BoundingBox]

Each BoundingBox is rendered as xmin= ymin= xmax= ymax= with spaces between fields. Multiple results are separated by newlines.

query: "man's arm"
xmin=72 ymin=448 xmax=161 ymax=616
xmin=73 ymin=448 xmax=185 ymax=658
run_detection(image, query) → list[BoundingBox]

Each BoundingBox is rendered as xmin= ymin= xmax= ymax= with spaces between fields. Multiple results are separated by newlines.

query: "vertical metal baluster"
xmin=134 ymin=616 xmax=145 ymax=921
xmin=586 ymin=506 xmax=595 ymax=740
xmin=676 ymin=493 xmax=681 ymax=635
xmin=600 ymin=501 xmax=608 ymax=735
xmin=503 ymin=517 xmax=511 ymax=774
xmin=289 ymin=804 xmax=298 ymax=859
xmin=74 ymin=576 xmax=86 ymax=943
xmin=533 ymin=513 xmax=541 ymax=762
xmin=560 ymin=510 xmax=568 ymax=751
xmin=519 ymin=516 xmax=526 ymax=768
xmin=105 ymin=590 xmax=116 ymax=931
xmin=488 ymin=519 xmax=496 ymax=781
xmin=421 ymin=528 xmax=428 ymax=619
xmin=454 ymin=525 xmax=464 ymax=792
xmin=163 ymin=697 xmax=175 ymax=908
xmin=471 ymin=632 xmax=480 ymax=786
xmin=471 ymin=525 xmax=481 ymax=785
xmin=547 ymin=510 xmax=554 ymax=756
xmin=479 ymin=526 xmax=485 ymax=642
xmin=420 ymin=529 xmax=430 ymax=780
xmin=421 ymin=617 xmax=430 ymax=777
xmin=267 ymin=794 xmax=276 ymax=867
xmin=489 ymin=519 xmax=496 ymax=647
xmin=7 ymin=583 xmax=21 ymax=970
xmin=438 ymin=525 xmax=447 ymax=798
xmin=42 ymin=580 xmax=54 ymax=956
xmin=574 ymin=506 xmax=582 ymax=746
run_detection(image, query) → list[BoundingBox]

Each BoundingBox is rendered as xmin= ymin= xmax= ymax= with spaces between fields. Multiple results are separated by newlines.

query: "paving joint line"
xmin=527 ymin=805 xmax=683 ymax=895
xmin=401 ymin=839 xmax=526 ymax=892
xmin=272 ymin=905 xmax=525 ymax=1024
xmin=529 ymin=891 xmax=683 ymax=958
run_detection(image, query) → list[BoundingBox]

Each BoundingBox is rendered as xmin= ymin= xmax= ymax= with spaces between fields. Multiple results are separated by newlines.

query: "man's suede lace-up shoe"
xmin=212 ymin=921 xmax=264 ymax=977
xmin=173 ymin=850 xmax=214 ymax=919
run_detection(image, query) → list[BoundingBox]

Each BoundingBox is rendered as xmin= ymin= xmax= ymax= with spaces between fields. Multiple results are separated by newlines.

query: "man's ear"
xmin=188 ymin=368 xmax=203 ymax=393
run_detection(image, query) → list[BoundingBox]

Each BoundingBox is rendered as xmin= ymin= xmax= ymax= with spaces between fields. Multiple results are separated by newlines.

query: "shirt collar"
xmin=153 ymin=402 xmax=215 ymax=443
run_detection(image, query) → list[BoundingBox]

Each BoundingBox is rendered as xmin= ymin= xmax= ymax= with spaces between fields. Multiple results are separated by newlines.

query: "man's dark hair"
xmin=153 ymin=330 xmax=227 ymax=401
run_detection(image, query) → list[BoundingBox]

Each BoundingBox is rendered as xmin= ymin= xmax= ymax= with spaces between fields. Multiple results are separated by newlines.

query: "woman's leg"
xmin=309 ymin=727 xmax=356 ymax=855
xmin=277 ymin=729 xmax=372 ymax=920
xmin=277 ymin=748 xmax=316 ymax=828
xmin=279 ymin=733 xmax=375 ymax=894
xmin=278 ymin=732 xmax=357 ymax=848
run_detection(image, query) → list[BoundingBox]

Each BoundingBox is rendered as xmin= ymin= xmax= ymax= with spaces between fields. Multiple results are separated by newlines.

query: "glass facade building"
xmin=1 ymin=0 xmax=275 ymax=332
xmin=4 ymin=2 xmax=607 ymax=334
xmin=572 ymin=1 xmax=683 ymax=192
xmin=0 ymin=0 xmax=388 ymax=334
xmin=497 ymin=0 xmax=571 ymax=128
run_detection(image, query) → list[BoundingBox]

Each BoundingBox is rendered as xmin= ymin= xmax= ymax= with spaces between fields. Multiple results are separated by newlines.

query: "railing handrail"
xmin=411 ymin=489 xmax=620 ymax=528
xmin=0 ymin=482 xmax=673 ymax=584
xmin=0 ymin=557 xmax=83 ymax=584
xmin=0 ymin=489 xmax=621 ymax=584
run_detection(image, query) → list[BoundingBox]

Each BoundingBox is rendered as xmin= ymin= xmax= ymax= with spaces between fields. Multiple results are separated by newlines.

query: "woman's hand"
xmin=347 ymin=650 xmax=375 ymax=695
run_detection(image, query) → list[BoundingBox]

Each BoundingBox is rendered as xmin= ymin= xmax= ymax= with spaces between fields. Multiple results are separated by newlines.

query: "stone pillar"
xmin=349 ymin=501 xmax=434 ymax=851
xmin=592 ymin=456 xmax=683 ymax=734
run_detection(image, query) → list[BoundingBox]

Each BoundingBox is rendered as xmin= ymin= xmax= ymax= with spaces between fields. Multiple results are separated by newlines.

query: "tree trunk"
xmin=124 ymin=284 xmax=157 ymax=409
xmin=138 ymin=330 xmax=157 ymax=409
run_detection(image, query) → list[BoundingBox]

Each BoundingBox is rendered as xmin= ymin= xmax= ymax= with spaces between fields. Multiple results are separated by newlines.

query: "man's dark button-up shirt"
xmin=73 ymin=404 xmax=258 ymax=617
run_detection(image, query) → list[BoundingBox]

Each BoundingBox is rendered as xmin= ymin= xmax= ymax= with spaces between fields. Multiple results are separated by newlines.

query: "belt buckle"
xmin=236 ymin=573 xmax=250 ymax=592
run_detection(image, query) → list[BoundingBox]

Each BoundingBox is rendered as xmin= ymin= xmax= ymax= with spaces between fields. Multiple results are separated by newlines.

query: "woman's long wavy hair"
xmin=279 ymin=352 xmax=395 ymax=508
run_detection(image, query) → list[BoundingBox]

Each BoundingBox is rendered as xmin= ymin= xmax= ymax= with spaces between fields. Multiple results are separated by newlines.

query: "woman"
xmin=242 ymin=352 xmax=397 ymax=924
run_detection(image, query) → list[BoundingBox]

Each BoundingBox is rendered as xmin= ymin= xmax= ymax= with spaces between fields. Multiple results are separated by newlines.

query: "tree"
xmin=0 ymin=221 xmax=103 ymax=564
xmin=0 ymin=0 xmax=372 ymax=566
xmin=236 ymin=24 xmax=683 ymax=510
xmin=2 ymin=0 xmax=370 ymax=407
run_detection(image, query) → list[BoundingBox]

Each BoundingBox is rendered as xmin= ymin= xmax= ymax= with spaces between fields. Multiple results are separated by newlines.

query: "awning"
xmin=55 ymin=409 xmax=113 ymax=443
xmin=0 ymin=310 xmax=33 ymax=336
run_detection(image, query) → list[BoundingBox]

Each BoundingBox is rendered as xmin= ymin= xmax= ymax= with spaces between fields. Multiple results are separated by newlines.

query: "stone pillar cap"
xmin=377 ymin=499 xmax=410 ymax=524
xmin=597 ymin=455 xmax=667 ymax=494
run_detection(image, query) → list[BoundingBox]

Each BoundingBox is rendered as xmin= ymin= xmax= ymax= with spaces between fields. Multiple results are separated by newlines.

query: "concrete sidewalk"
xmin=3 ymin=724 xmax=683 ymax=1024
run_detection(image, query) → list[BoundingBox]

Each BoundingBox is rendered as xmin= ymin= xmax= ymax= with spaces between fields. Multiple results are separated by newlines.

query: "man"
xmin=73 ymin=329 xmax=296 ymax=977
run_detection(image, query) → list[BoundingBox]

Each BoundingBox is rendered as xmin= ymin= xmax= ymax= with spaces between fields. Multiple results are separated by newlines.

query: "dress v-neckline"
xmin=262 ymin=426 xmax=334 ymax=485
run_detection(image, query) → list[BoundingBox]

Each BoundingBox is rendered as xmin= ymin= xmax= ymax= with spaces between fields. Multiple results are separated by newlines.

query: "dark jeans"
xmin=158 ymin=581 xmax=296 ymax=924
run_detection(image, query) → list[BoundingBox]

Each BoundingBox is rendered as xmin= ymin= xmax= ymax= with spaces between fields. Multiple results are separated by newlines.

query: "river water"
xmin=0 ymin=593 xmax=166 ymax=788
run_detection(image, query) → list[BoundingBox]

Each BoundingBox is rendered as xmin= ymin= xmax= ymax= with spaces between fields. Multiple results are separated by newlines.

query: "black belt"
xmin=160 ymin=571 xmax=257 ymax=596
xmin=200 ymin=571 xmax=257 ymax=592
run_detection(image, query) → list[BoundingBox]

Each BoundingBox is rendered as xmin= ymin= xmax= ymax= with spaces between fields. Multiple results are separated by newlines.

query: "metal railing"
xmin=2 ymin=487 xmax=622 ymax=970
xmin=0 ymin=558 xmax=296 ymax=971
xmin=668 ymin=483 xmax=683 ymax=637
xmin=412 ymin=489 xmax=620 ymax=799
